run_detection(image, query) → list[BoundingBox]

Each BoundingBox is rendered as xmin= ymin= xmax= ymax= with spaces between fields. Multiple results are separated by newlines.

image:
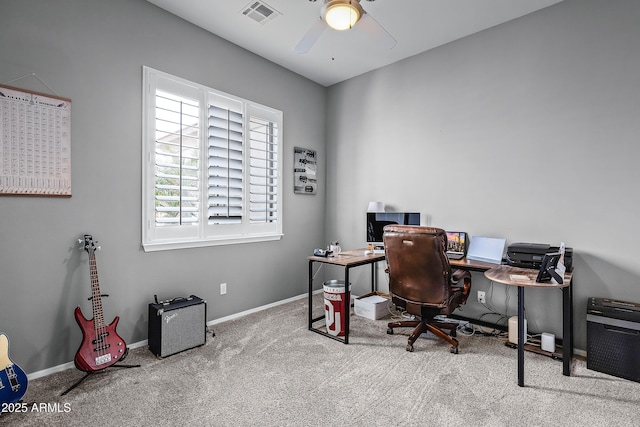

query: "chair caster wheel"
xmin=406 ymin=344 xmax=414 ymax=352
xmin=387 ymin=327 xmax=394 ymax=335
xmin=450 ymin=346 xmax=459 ymax=354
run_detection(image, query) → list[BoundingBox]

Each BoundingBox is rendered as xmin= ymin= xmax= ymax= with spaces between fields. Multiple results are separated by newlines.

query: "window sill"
xmin=142 ymin=233 xmax=283 ymax=252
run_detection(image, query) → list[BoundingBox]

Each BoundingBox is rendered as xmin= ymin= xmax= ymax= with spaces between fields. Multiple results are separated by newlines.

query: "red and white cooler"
xmin=323 ymin=280 xmax=351 ymax=337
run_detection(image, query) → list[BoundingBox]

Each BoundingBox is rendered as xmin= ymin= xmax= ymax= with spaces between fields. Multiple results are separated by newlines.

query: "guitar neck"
xmin=88 ymin=253 xmax=105 ymax=329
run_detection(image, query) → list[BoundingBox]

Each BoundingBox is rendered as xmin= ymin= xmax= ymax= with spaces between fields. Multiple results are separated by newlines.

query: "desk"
xmin=485 ymin=264 xmax=573 ymax=387
xmin=449 ymin=257 xmax=500 ymax=272
xmin=308 ymin=249 xmax=386 ymax=344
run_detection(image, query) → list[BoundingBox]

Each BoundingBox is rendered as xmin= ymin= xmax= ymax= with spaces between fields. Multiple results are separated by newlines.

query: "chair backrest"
xmin=383 ymin=225 xmax=452 ymax=307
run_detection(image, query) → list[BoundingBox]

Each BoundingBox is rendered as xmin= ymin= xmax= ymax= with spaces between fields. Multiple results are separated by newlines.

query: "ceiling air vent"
xmin=241 ymin=1 xmax=281 ymax=25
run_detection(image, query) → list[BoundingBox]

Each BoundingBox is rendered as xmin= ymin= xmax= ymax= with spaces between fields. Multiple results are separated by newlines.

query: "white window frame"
xmin=142 ymin=67 xmax=283 ymax=252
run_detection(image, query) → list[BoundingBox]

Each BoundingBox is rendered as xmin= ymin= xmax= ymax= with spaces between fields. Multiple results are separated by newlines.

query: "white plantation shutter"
xmin=154 ymin=90 xmax=200 ymax=226
xmin=142 ymin=67 xmax=282 ymax=251
xmin=207 ymin=103 xmax=243 ymax=224
xmin=249 ymin=116 xmax=278 ymax=223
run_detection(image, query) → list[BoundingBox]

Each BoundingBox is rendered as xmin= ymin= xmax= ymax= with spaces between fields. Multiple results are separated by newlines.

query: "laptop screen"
xmin=446 ymin=231 xmax=467 ymax=255
xmin=466 ymin=236 xmax=506 ymax=264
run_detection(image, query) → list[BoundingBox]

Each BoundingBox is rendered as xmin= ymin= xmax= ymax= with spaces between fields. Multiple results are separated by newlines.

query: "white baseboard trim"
xmin=27 ymin=290 xmax=317 ymax=380
xmin=28 ymin=361 xmax=76 ymax=381
xmin=205 ymin=291 xmax=315 ymax=327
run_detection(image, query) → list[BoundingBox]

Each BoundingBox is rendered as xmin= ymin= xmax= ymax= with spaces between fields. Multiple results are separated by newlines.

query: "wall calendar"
xmin=0 ymin=84 xmax=72 ymax=196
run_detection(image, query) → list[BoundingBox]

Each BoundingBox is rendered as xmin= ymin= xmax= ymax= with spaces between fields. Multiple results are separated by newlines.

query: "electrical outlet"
xmin=220 ymin=283 xmax=227 ymax=295
xmin=477 ymin=291 xmax=486 ymax=304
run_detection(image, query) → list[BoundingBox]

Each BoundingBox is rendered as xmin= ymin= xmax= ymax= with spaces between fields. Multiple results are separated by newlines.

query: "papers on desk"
xmin=509 ymin=274 xmax=532 ymax=282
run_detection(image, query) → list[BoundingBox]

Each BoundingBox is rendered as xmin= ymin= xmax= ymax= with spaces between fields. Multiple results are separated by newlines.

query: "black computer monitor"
xmin=366 ymin=212 xmax=420 ymax=245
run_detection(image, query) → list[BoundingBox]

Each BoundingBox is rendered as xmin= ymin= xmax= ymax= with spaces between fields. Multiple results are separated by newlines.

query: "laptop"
xmin=445 ymin=231 xmax=468 ymax=260
xmin=466 ymin=236 xmax=506 ymax=264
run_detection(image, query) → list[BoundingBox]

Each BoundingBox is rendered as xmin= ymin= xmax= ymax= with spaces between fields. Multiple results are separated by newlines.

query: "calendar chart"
xmin=0 ymin=84 xmax=71 ymax=196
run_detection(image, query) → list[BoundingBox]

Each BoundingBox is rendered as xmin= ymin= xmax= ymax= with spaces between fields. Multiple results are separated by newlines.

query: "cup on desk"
xmin=330 ymin=244 xmax=341 ymax=256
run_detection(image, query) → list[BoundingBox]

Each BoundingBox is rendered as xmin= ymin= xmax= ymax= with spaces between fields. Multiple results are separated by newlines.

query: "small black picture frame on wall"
xmin=294 ymin=147 xmax=317 ymax=194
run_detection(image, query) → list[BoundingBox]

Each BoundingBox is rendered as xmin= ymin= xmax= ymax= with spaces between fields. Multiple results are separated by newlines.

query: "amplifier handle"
xmin=604 ymin=324 xmax=640 ymax=336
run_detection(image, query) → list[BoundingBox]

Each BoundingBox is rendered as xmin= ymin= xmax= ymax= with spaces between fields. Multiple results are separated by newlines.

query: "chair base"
xmin=387 ymin=320 xmax=459 ymax=353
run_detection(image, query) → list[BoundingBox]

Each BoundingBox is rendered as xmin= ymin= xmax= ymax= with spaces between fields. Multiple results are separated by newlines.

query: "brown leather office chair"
xmin=384 ymin=225 xmax=472 ymax=353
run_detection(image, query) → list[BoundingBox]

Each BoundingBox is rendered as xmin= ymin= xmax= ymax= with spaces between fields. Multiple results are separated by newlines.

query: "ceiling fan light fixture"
xmin=323 ymin=1 xmax=363 ymax=31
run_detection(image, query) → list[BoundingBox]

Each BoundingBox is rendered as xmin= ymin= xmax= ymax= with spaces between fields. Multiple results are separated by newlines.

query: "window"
xmin=142 ymin=67 xmax=282 ymax=251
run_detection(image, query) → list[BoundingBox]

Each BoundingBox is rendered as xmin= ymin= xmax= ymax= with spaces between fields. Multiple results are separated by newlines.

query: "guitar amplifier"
xmin=148 ymin=295 xmax=207 ymax=358
xmin=587 ymin=297 xmax=640 ymax=383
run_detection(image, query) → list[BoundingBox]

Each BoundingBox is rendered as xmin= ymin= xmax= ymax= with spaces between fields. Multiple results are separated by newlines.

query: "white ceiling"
xmin=147 ymin=0 xmax=564 ymax=87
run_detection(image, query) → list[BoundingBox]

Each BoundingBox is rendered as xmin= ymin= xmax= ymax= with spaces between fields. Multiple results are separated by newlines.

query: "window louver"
xmin=249 ymin=116 xmax=278 ymax=223
xmin=154 ymin=90 xmax=200 ymax=226
xmin=208 ymin=105 xmax=244 ymax=224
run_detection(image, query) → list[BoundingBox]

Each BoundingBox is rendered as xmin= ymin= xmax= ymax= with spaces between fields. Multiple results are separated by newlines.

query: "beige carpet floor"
xmin=2 ymin=296 xmax=639 ymax=426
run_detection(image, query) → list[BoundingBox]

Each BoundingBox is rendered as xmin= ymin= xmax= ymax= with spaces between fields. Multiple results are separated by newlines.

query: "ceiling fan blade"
xmin=356 ymin=13 xmax=397 ymax=50
xmin=294 ymin=17 xmax=327 ymax=54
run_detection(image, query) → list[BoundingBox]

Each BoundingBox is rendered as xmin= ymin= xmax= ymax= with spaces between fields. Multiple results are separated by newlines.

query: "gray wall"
xmin=0 ymin=0 xmax=326 ymax=374
xmin=326 ymin=0 xmax=640 ymax=351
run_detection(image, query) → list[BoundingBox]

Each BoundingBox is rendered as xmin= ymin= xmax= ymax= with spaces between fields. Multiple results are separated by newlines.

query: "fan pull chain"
xmin=331 ymin=29 xmax=335 ymax=61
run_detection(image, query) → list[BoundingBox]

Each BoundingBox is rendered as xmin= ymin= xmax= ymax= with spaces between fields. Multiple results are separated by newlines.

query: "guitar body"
xmin=0 ymin=333 xmax=28 ymax=404
xmin=73 ymin=307 xmax=126 ymax=372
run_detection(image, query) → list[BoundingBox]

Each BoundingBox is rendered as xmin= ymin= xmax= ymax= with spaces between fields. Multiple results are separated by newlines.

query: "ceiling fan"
xmin=294 ymin=0 xmax=397 ymax=54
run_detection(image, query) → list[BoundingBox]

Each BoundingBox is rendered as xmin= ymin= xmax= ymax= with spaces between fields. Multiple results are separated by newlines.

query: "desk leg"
xmin=517 ymin=286 xmax=525 ymax=387
xmin=308 ymin=260 xmax=314 ymax=330
xmin=343 ymin=267 xmax=350 ymax=344
xmin=371 ymin=262 xmax=376 ymax=292
xmin=562 ymin=281 xmax=573 ymax=376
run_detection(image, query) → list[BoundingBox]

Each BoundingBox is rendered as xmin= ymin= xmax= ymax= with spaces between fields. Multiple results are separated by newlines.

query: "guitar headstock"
xmin=79 ymin=234 xmax=100 ymax=254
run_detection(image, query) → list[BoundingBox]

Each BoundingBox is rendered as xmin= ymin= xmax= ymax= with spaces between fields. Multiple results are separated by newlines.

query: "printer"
xmin=505 ymin=242 xmax=573 ymax=271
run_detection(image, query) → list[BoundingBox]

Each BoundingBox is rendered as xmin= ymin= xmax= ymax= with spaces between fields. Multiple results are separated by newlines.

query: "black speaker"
xmin=148 ymin=295 xmax=207 ymax=358
xmin=587 ymin=297 xmax=640 ymax=383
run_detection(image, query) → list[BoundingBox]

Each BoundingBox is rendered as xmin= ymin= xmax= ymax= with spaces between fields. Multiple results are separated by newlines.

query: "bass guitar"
xmin=74 ymin=234 xmax=127 ymax=372
xmin=0 ymin=333 xmax=28 ymax=405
